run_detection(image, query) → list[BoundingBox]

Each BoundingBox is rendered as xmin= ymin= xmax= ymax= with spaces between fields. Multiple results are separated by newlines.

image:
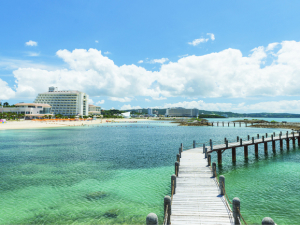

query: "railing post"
xmin=237 ymin=136 xmax=239 ymax=142
xmin=208 ymin=154 xmax=211 ymax=166
xmin=262 ymin=136 xmax=264 ymax=142
xmin=252 ymin=137 xmax=254 ymax=144
xmin=271 ymin=135 xmax=273 ymax=141
xmin=193 ymin=140 xmax=196 ymax=148
xmin=205 ymin=147 xmax=208 ymax=158
xmin=224 ymin=137 xmax=227 ymax=143
xmin=171 ymin=174 xmax=176 ymax=195
xmin=180 ymin=143 xmax=183 ymax=152
xmin=177 ymin=154 xmax=180 ymax=163
xmin=248 ymin=135 xmax=250 ymax=141
xmin=164 ymin=196 xmax=171 ymax=225
xmin=179 ymin=147 xmax=181 ymax=158
xmin=175 ymin=161 xmax=179 ymax=177
xmin=226 ymin=140 xmax=228 ymax=148
xmin=262 ymin=217 xmax=276 ymax=225
xmin=212 ymin=162 xmax=216 ymax=177
xmin=203 ymin=144 xmax=205 ymax=153
xmin=257 ymin=134 xmax=259 ymax=139
xmin=146 ymin=213 xmax=158 ymax=225
xmin=233 ymin=197 xmax=241 ymax=225
xmin=240 ymin=138 xmax=242 ymax=146
xmin=266 ymin=133 xmax=268 ymax=138
xmin=219 ymin=175 xmax=225 ymax=195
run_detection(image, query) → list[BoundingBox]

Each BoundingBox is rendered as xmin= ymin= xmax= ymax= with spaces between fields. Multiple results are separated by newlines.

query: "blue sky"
xmin=1 ymin=1 xmax=300 ymax=113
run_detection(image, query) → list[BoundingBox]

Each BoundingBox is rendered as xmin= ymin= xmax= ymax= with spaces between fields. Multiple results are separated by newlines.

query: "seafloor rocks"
xmin=85 ymin=191 xmax=108 ymax=200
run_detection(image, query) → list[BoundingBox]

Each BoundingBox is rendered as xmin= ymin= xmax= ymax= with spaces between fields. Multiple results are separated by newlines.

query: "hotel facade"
xmin=34 ymin=87 xmax=89 ymax=116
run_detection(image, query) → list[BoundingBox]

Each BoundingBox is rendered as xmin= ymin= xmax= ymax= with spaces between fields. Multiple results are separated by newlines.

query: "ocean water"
xmin=0 ymin=120 xmax=299 ymax=224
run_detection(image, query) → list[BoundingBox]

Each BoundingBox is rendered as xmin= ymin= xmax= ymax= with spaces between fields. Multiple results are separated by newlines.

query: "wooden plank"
xmin=171 ymin=147 xmax=233 ymax=224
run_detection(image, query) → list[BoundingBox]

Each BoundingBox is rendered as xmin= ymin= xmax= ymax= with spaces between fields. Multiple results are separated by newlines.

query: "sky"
xmin=1 ymin=0 xmax=300 ymax=113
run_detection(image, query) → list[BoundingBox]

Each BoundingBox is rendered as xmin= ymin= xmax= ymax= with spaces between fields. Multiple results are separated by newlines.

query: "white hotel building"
xmin=34 ymin=87 xmax=89 ymax=116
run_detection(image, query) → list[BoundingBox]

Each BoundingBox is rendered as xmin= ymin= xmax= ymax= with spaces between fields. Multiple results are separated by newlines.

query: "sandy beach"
xmin=0 ymin=118 xmax=153 ymax=130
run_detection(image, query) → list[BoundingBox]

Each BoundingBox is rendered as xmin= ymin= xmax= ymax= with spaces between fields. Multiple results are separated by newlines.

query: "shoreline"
xmin=0 ymin=118 xmax=155 ymax=131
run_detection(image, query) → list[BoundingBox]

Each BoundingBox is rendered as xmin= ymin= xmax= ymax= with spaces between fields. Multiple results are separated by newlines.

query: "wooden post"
xmin=179 ymin=147 xmax=181 ymax=158
xmin=234 ymin=122 xmax=235 ymax=127
xmin=205 ymin=148 xmax=208 ymax=158
xmin=244 ymin=145 xmax=248 ymax=159
xmin=217 ymin=150 xmax=222 ymax=165
xmin=264 ymin=142 xmax=268 ymax=154
xmin=228 ymin=122 xmax=229 ymax=127
xmin=146 ymin=213 xmax=158 ymax=225
xmin=255 ymin=144 xmax=258 ymax=156
xmin=257 ymin=134 xmax=259 ymax=139
xmin=266 ymin=133 xmax=268 ymax=138
xmin=177 ymin=154 xmax=180 ymax=163
xmin=171 ymin=174 xmax=176 ymax=194
xmin=219 ymin=175 xmax=225 ymax=195
xmin=232 ymin=147 xmax=236 ymax=162
xmin=240 ymin=138 xmax=242 ymax=146
xmin=248 ymin=135 xmax=250 ymax=141
xmin=298 ymin=136 xmax=300 ymax=147
xmin=175 ymin=161 xmax=179 ymax=176
xmin=280 ymin=139 xmax=283 ymax=149
xmin=252 ymin=137 xmax=254 ymax=144
xmin=286 ymin=138 xmax=290 ymax=149
xmin=180 ymin=143 xmax=183 ymax=152
xmin=164 ymin=196 xmax=171 ymax=225
xmin=212 ymin=162 xmax=216 ymax=177
xmin=193 ymin=140 xmax=196 ymax=148
xmin=208 ymin=154 xmax=211 ymax=166
xmin=237 ymin=136 xmax=239 ymax=142
xmin=292 ymin=136 xmax=296 ymax=147
xmin=203 ymin=144 xmax=205 ymax=153
xmin=226 ymin=140 xmax=228 ymax=148
xmin=233 ymin=197 xmax=240 ymax=225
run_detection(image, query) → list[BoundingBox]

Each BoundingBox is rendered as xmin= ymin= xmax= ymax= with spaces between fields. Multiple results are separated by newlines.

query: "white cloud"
xmin=26 ymin=52 xmax=40 ymax=57
xmin=104 ymin=51 xmax=111 ymax=54
xmin=138 ymin=60 xmax=143 ymax=63
xmin=109 ymin=97 xmax=132 ymax=102
xmin=88 ymin=99 xmax=94 ymax=104
xmin=145 ymin=98 xmax=151 ymax=102
xmin=207 ymin=33 xmax=215 ymax=41
xmin=120 ymin=104 xmax=142 ymax=110
xmin=149 ymin=58 xmax=169 ymax=64
xmin=96 ymin=100 xmax=105 ymax=105
xmin=188 ymin=38 xmax=209 ymax=46
xmin=152 ymin=96 xmax=167 ymax=100
xmin=25 ymin=40 xmax=38 ymax=46
xmin=178 ymin=54 xmax=189 ymax=58
xmin=0 ymin=79 xmax=15 ymax=99
xmin=266 ymin=42 xmax=279 ymax=51
xmin=95 ymin=40 xmax=99 ymax=43
xmin=5 ymin=40 xmax=300 ymax=110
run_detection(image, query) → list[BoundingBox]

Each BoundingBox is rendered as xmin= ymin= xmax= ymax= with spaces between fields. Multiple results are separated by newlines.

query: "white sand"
xmin=0 ymin=118 xmax=153 ymax=130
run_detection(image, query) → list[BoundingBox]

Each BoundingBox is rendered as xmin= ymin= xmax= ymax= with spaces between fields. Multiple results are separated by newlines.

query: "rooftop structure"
xmin=34 ymin=87 xmax=89 ymax=116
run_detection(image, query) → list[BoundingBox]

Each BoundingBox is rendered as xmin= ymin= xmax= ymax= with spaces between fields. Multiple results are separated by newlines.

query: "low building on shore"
xmin=165 ymin=107 xmax=199 ymax=117
xmin=88 ymin=104 xmax=101 ymax=115
xmin=0 ymin=103 xmax=53 ymax=119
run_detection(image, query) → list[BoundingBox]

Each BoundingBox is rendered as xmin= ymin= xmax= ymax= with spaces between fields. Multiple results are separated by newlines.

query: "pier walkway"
xmin=171 ymin=147 xmax=233 ymax=225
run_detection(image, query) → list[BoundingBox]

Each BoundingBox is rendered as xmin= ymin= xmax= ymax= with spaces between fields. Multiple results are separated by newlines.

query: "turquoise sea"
xmin=0 ymin=119 xmax=299 ymax=224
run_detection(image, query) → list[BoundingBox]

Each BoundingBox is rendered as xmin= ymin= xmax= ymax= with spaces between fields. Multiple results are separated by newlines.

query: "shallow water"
xmin=0 ymin=121 xmax=299 ymax=224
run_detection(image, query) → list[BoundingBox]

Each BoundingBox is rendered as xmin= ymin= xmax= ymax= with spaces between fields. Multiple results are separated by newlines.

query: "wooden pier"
xmin=171 ymin=147 xmax=233 ymax=225
xmin=207 ymin=131 xmax=300 ymax=165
